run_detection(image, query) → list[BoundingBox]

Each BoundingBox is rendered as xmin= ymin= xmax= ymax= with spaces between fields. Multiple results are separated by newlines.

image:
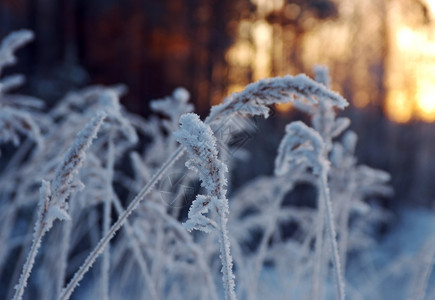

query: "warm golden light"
xmin=224 ymin=0 xmax=435 ymax=123
xmin=226 ymin=41 xmax=253 ymax=67
xmin=385 ymin=90 xmax=413 ymax=123
xmin=416 ymin=82 xmax=435 ymax=121
xmin=353 ymin=91 xmax=370 ymax=109
xmin=387 ymin=23 xmax=435 ymax=122
xmin=252 ymin=20 xmax=273 ymax=80
xmin=396 ymin=27 xmax=416 ymax=51
xmin=275 ymin=102 xmax=292 ymax=113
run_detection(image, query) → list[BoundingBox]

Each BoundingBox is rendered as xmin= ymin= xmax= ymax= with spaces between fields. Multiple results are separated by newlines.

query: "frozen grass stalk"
xmin=275 ymin=121 xmax=345 ymax=300
xmin=0 ymin=30 xmax=34 ymax=76
xmin=101 ymin=136 xmax=114 ymax=300
xmin=174 ymin=113 xmax=236 ymax=300
xmin=318 ymin=169 xmax=345 ymax=300
xmin=12 ymin=112 xmax=106 ymax=300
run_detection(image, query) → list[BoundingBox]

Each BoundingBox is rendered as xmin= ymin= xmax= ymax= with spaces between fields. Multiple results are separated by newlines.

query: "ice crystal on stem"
xmin=275 ymin=121 xmax=327 ymax=177
xmin=48 ymin=112 xmax=107 ymax=225
xmin=206 ymin=74 xmax=347 ymax=124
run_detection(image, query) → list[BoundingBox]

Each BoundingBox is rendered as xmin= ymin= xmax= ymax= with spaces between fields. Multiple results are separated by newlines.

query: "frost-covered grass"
xmin=0 ymin=29 xmax=434 ymax=300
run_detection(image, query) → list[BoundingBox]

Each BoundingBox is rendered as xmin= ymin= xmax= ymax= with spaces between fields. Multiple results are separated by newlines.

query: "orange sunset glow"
xmin=225 ymin=0 xmax=435 ymax=122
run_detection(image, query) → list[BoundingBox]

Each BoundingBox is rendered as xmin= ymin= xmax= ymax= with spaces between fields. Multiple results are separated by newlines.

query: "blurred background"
xmin=1 ymin=0 xmax=435 ymax=209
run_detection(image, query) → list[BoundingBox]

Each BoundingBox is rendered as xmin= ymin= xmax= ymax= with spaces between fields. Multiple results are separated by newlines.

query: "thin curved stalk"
xmin=319 ymin=171 xmax=345 ymax=300
xmin=111 ymin=195 xmax=159 ymax=299
xmin=217 ymin=213 xmax=237 ymax=300
xmin=55 ymin=202 xmax=74 ymax=298
xmin=338 ymin=193 xmax=352 ymax=273
xmin=12 ymin=227 xmax=44 ymax=300
xmin=311 ymin=187 xmax=326 ymax=300
xmin=101 ymin=136 xmax=114 ymax=300
xmin=59 ymin=146 xmax=184 ymax=300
